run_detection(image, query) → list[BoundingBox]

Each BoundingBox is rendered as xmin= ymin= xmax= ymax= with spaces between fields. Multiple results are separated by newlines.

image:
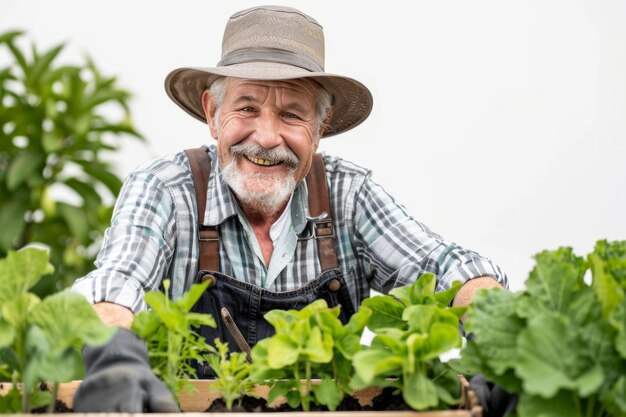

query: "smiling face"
xmin=202 ymin=78 xmax=324 ymax=216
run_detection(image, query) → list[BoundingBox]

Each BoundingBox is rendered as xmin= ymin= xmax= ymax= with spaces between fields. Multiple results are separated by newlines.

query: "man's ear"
xmin=318 ymin=109 xmax=333 ymax=138
xmin=201 ymin=90 xmax=219 ymax=139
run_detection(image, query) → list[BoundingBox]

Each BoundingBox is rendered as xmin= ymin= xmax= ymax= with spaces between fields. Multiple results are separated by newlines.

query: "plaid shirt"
xmin=72 ymin=145 xmax=508 ymax=312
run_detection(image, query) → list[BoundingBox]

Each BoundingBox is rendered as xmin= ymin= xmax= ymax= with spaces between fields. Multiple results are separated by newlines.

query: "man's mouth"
xmin=246 ymin=155 xmax=282 ymax=167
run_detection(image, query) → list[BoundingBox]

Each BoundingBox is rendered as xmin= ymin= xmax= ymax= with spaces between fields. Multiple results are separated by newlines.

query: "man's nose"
xmin=253 ymin=112 xmax=283 ymax=148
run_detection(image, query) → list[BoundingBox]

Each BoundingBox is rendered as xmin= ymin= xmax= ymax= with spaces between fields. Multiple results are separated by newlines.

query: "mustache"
xmin=230 ymin=143 xmax=299 ymax=168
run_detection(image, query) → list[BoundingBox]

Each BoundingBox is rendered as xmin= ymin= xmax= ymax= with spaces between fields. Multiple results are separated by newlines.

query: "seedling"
xmin=250 ymin=299 xmax=371 ymax=411
xmin=131 ymin=279 xmax=216 ymax=399
xmin=205 ymin=338 xmax=255 ymax=410
xmin=0 ymin=247 xmax=115 ymax=413
xmin=352 ymin=273 xmax=466 ymax=410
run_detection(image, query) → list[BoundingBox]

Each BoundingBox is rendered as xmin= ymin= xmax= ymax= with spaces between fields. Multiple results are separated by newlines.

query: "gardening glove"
xmin=73 ymin=327 xmax=179 ymax=413
xmin=469 ymin=374 xmax=517 ymax=417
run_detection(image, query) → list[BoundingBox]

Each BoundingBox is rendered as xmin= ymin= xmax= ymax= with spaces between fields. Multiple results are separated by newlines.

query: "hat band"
xmin=217 ymin=47 xmax=324 ymax=73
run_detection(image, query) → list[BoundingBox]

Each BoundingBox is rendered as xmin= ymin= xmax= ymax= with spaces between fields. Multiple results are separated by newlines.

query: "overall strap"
xmin=306 ymin=154 xmax=339 ymax=271
xmin=185 ymin=148 xmax=220 ymax=272
xmin=185 ymin=149 xmax=338 ymax=273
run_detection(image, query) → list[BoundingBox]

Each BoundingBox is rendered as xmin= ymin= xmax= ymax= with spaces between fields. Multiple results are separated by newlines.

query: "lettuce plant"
xmin=461 ymin=240 xmax=626 ymax=417
xmin=352 ymin=273 xmax=466 ymax=410
xmin=0 ymin=247 xmax=115 ymax=413
xmin=131 ymin=279 xmax=216 ymax=400
xmin=250 ymin=299 xmax=371 ymax=411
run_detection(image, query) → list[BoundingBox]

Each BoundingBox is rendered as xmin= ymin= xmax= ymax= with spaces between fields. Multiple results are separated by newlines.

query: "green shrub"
xmin=0 ymin=30 xmax=143 ymax=296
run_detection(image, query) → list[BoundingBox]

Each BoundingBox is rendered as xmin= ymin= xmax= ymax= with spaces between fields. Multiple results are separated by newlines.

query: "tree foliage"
xmin=0 ymin=30 xmax=143 ymax=295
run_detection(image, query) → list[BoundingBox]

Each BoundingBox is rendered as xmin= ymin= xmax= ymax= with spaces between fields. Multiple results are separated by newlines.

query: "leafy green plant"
xmin=0 ymin=246 xmax=115 ymax=413
xmin=131 ymin=279 xmax=217 ymax=400
xmin=461 ymin=240 xmax=626 ymax=417
xmin=352 ymin=273 xmax=466 ymax=411
xmin=0 ymin=30 xmax=143 ymax=296
xmin=250 ymin=299 xmax=371 ymax=411
xmin=205 ymin=338 xmax=255 ymax=411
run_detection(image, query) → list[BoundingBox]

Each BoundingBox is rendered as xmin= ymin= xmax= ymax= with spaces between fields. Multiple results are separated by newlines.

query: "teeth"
xmin=248 ymin=156 xmax=280 ymax=166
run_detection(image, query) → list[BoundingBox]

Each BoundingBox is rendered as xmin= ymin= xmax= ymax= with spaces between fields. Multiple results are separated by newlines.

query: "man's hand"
xmin=73 ymin=327 xmax=179 ymax=413
xmin=469 ymin=374 xmax=517 ymax=417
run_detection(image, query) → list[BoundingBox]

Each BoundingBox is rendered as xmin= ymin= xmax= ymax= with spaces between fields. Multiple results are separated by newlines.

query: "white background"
xmin=3 ymin=0 xmax=626 ymax=291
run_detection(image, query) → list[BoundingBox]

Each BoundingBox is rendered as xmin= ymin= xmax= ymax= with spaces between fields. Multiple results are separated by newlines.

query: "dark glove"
xmin=73 ymin=327 xmax=179 ymax=413
xmin=469 ymin=374 xmax=517 ymax=417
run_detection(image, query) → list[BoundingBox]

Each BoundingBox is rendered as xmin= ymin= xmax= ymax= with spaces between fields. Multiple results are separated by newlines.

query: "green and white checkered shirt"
xmin=72 ymin=145 xmax=508 ymax=312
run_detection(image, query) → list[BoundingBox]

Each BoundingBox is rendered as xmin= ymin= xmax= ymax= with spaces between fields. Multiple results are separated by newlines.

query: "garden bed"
xmin=0 ymin=377 xmax=482 ymax=416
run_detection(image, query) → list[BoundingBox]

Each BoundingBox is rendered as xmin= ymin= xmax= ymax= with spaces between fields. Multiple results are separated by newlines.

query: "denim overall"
xmin=184 ymin=149 xmax=355 ymax=379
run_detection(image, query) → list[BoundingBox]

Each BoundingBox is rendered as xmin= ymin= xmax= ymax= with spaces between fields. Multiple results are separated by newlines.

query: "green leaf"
xmin=462 ymin=288 xmax=523 ymax=376
xmin=6 ymin=150 xmax=44 ymax=190
xmin=177 ymin=281 xmax=209 ymax=312
xmin=526 ymin=247 xmax=587 ymax=315
xmin=614 ymin=301 xmax=626 ymax=359
xmin=267 ymin=380 xmax=291 ymax=404
xmin=0 ymin=30 xmax=23 ymax=45
xmin=0 ymin=247 xmax=53 ymax=303
xmin=352 ymin=349 xmax=403 ymax=384
xmin=389 ymin=272 xmax=437 ymax=306
xmin=433 ymin=280 xmax=463 ymax=306
xmin=515 ymin=313 xmax=579 ymax=397
xmin=517 ymin=390 xmax=582 ymax=417
xmin=57 ymin=203 xmax=90 ymax=241
xmin=589 ymin=252 xmax=624 ymax=318
xmin=63 ymin=178 xmax=103 ymax=210
xmin=302 ymin=326 xmax=333 ymax=363
xmin=264 ymin=309 xmax=298 ymax=334
xmin=0 ymin=200 xmax=26 ymax=252
xmin=313 ymin=377 xmax=342 ymax=411
xmin=30 ymin=43 xmax=64 ymax=85
xmin=361 ymin=295 xmax=405 ymax=331
xmin=29 ymin=290 xmax=116 ymax=347
xmin=25 ymin=388 xmax=53 ymax=412
xmin=144 ymin=290 xmax=186 ymax=333
xmin=1 ymin=293 xmax=40 ymax=328
xmin=343 ymin=305 xmax=372 ymax=335
xmin=603 ymin=375 xmax=626 ymax=416
xmin=267 ymin=335 xmax=299 ymax=368
xmin=420 ymin=322 xmax=462 ymax=361
xmin=573 ymin=364 xmax=604 ymax=397
xmin=0 ymin=385 xmax=24 ymax=413
xmin=0 ymin=320 xmax=16 ymax=348
xmin=403 ymin=370 xmax=438 ymax=410
xmin=131 ymin=310 xmax=162 ymax=339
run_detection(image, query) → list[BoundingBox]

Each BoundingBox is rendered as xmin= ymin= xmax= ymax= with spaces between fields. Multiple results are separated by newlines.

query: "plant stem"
xmin=305 ymin=360 xmax=312 ymax=411
xmin=22 ymin=389 xmax=29 ymax=414
xmin=47 ymin=382 xmax=59 ymax=414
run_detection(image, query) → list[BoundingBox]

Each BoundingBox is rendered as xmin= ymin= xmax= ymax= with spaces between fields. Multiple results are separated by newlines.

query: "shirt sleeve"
xmin=71 ymin=168 xmax=177 ymax=313
xmin=351 ymin=177 xmax=508 ymax=294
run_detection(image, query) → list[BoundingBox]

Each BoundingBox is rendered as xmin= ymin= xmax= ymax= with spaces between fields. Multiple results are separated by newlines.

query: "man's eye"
xmin=241 ymin=107 xmax=256 ymax=112
xmin=282 ymin=112 xmax=300 ymax=119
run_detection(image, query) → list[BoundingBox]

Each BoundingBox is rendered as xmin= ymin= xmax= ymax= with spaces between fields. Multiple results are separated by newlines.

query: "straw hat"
xmin=164 ymin=5 xmax=373 ymax=138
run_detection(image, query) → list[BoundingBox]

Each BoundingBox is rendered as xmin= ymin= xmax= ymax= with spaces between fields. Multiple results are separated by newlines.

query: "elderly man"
xmin=71 ymin=5 xmax=507 ymax=412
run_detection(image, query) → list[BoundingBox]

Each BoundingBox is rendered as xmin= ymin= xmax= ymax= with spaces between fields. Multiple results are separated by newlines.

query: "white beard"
xmin=221 ymin=146 xmax=298 ymax=216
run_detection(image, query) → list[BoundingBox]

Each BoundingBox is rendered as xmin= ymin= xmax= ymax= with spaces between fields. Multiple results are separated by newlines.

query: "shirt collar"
xmin=203 ymin=144 xmax=311 ymax=232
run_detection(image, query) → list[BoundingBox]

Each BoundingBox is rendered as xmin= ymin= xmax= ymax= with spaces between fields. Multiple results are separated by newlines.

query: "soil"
xmin=31 ymin=400 xmax=72 ymax=413
xmin=206 ymin=388 xmax=414 ymax=412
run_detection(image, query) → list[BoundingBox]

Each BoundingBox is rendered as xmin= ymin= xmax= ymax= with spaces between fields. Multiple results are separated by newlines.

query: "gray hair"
xmin=207 ymin=77 xmax=333 ymax=138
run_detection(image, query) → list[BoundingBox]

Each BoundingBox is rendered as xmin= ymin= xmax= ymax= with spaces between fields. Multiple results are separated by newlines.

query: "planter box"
xmin=0 ymin=377 xmax=482 ymax=416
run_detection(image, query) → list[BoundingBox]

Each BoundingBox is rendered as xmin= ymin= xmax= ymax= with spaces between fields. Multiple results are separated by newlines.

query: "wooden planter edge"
xmin=0 ymin=376 xmax=482 ymax=416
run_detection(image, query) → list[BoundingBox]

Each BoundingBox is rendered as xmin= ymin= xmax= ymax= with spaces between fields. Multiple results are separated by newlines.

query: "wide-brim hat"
xmin=164 ymin=5 xmax=373 ymax=138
